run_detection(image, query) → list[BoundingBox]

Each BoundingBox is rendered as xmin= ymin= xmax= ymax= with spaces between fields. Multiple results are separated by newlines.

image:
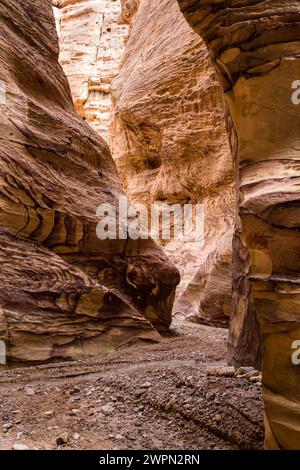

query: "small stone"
xmin=218 ymin=366 xmax=235 ymax=377
xmin=3 ymin=422 xmax=13 ymax=430
xmin=73 ymin=433 xmax=80 ymax=440
xmin=100 ymin=404 xmax=114 ymax=415
xmin=207 ymin=366 xmax=235 ymax=377
xmin=243 ymin=370 xmax=260 ymax=380
xmin=140 ymin=382 xmax=151 ymax=388
xmin=235 ymin=367 xmax=254 ymax=376
xmin=70 ymin=396 xmax=80 ymax=402
xmin=12 ymin=443 xmax=29 ymax=451
xmin=214 ymin=414 xmax=222 ymax=423
xmin=69 ymin=409 xmax=80 ymax=416
xmin=69 ymin=387 xmax=81 ymax=395
xmin=206 ymin=367 xmax=218 ymax=376
xmin=115 ymin=434 xmax=124 ymax=440
xmin=135 ymin=388 xmax=147 ymax=398
xmin=25 ymin=386 xmax=35 ymax=396
xmin=44 ymin=410 xmax=54 ymax=417
xmin=250 ymin=374 xmax=262 ymax=383
xmin=167 ymin=398 xmax=176 ymax=409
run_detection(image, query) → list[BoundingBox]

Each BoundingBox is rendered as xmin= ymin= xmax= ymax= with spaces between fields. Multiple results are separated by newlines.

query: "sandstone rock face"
xmin=56 ymin=0 xmax=128 ymax=142
xmin=111 ymin=0 xmax=235 ymax=326
xmin=119 ymin=0 xmax=140 ymax=26
xmin=0 ymin=0 xmax=179 ymax=365
xmin=178 ymin=0 xmax=300 ymax=449
xmin=53 ymin=6 xmax=60 ymax=35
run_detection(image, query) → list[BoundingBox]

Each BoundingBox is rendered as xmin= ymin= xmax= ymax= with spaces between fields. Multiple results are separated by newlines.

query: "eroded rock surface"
xmin=111 ymin=0 xmax=235 ymax=326
xmin=0 ymin=0 xmax=179 ymax=365
xmin=178 ymin=0 xmax=300 ymax=450
xmin=56 ymin=0 xmax=128 ymax=142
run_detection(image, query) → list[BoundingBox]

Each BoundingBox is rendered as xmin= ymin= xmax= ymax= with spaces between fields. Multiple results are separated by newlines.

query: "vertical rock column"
xmin=178 ymin=0 xmax=300 ymax=449
xmin=56 ymin=0 xmax=128 ymax=142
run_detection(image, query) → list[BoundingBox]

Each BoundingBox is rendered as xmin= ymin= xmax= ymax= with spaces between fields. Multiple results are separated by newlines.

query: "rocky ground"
xmin=0 ymin=321 xmax=264 ymax=450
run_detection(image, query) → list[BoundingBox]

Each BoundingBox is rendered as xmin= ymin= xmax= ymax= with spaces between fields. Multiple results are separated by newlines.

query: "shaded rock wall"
xmin=0 ymin=0 xmax=179 ymax=365
xmin=56 ymin=0 xmax=128 ymax=142
xmin=178 ymin=0 xmax=300 ymax=450
xmin=111 ymin=0 xmax=235 ymax=326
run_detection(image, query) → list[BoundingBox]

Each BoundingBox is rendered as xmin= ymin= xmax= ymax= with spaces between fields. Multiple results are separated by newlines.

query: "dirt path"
xmin=0 ymin=321 xmax=264 ymax=450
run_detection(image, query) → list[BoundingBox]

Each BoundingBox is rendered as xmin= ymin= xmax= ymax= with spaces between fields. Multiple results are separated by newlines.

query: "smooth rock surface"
xmin=111 ymin=0 xmax=235 ymax=326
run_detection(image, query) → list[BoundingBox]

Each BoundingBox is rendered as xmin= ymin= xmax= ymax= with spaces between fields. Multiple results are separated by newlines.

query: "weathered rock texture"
xmin=178 ymin=0 xmax=300 ymax=450
xmin=111 ymin=0 xmax=235 ymax=326
xmin=119 ymin=0 xmax=140 ymax=26
xmin=0 ymin=0 xmax=179 ymax=365
xmin=56 ymin=0 xmax=128 ymax=142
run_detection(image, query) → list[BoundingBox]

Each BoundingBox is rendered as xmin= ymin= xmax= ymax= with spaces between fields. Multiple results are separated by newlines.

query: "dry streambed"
xmin=0 ymin=322 xmax=264 ymax=450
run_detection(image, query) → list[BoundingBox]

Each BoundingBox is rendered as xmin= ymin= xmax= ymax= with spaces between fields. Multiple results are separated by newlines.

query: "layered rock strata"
xmin=55 ymin=0 xmax=128 ymax=142
xmin=0 ymin=0 xmax=179 ymax=365
xmin=178 ymin=0 xmax=300 ymax=450
xmin=111 ymin=0 xmax=235 ymax=326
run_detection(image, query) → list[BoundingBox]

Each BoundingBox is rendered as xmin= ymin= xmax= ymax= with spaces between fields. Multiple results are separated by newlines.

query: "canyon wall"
xmin=111 ymin=0 xmax=235 ymax=326
xmin=178 ymin=0 xmax=300 ymax=450
xmin=0 ymin=0 xmax=179 ymax=365
xmin=54 ymin=0 xmax=235 ymax=327
xmin=56 ymin=0 xmax=128 ymax=142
